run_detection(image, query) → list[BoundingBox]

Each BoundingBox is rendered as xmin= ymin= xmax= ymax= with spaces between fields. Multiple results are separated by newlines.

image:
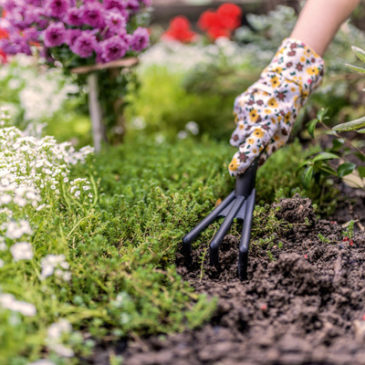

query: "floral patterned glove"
xmin=228 ymin=38 xmax=324 ymax=176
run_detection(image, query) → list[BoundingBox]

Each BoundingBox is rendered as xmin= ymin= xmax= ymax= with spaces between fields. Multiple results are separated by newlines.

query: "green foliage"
xmin=255 ymin=140 xmax=319 ymax=203
xmin=301 ymin=44 xmax=365 ymax=192
xmin=346 ymin=46 xmax=365 ymax=74
xmin=343 ymin=220 xmax=355 ymax=239
xmin=1 ymin=125 xmax=326 ymax=363
xmin=125 ymin=67 xmax=238 ymax=140
xmin=317 ymin=233 xmax=331 ymax=244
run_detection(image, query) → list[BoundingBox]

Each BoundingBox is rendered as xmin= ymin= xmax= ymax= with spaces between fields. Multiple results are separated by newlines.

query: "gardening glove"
xmin=228 ymin=38 xmax=325 ymax=176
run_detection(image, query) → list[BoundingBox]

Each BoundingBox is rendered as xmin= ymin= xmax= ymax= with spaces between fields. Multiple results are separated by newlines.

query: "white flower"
xmin=0 ymin=258 xmax=3 ymax=268
xmin=5 ymin=220 xmax=33 ymax=240
xmin=50 ymin=344 xmax=74 ymax=358
xmin=0 ymin=293 xmax=36 ymax=316
xmin=47 ymin=319 xmax=74 ymax=358
xmin=40 ymin=254 xmax=71 ymax=281
xmin=0 ymin=194 xmax=12 ymax=205
xmin=177 ymin=131 xmax=188 ymax=140
xmin=155 ymin=134 xmax=165 ymax=144
xmin=185 ymin=121 xmax=199 ymax=135
xmin=48 ymin=319 xmax=72 ymax=340
xmin=10 ymin=242 xmax=33 ymax=261
xmin=131 ymin=116 xmax=146 ymax=130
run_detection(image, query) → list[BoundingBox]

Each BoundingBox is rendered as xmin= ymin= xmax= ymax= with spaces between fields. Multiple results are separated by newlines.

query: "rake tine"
xmin=238 ymin=188 xmax=256 ymax=281
xmin=182 ymin=191 xmax=235 ymax=262
xmin=210 ymin=195 xmax=246 ymax=267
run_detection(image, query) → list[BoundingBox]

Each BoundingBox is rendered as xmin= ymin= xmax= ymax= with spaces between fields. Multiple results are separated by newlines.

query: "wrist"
xmin=262 ymin=38 xmax=325 ymax=104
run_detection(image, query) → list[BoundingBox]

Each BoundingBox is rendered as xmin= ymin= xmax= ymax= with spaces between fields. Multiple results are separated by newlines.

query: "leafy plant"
xmin=301 ymin=45 xmax=365 ymax=191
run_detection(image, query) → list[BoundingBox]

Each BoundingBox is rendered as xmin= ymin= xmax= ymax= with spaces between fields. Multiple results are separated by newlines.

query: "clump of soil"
xmin=123 ymin=195 xmax=365 ymax=365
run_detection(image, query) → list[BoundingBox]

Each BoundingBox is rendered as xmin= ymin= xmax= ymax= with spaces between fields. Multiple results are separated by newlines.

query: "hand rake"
xmin=182 ymin=161 xmax=258 ymax=281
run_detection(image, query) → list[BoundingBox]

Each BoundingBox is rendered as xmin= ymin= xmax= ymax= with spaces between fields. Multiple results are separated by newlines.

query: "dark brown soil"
xmin=122 ymin=195 xmax=365 ymax=365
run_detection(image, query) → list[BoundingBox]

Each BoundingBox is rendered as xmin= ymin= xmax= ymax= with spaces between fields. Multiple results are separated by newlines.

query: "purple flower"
xmin=130 ymin=27 xmax=149 ymax=52
xmin=23 ymin=8 xmax=49 ymax=29
xmin=65 ymin=7 xmax=83 ymax=26
xmin=81 ymin=3 xmax=105 ymax=28
xmin=103 ymin=0 xmax=126 ymax=11
xmin=105 ymin=11 xmax=126 ymax=35
xmin=24 ymin=8 xmax=46 ymax=27
xmin=3 ymin=0 xmax=18 ymax=12
xmin=66 ymin=28 xmax=81 ymax=46
xmin=100 ymin=35 xmax=128 ymax=63
xmin=23 ymin=28 xmax=40 ymax=42
xmin=45 ymin=0 xmax=71 ymax=18
xmin=0 ymin=35 xmax=31 ymax=55
xmin=27 ymin=0 xmax=42 ymax=5
xmin=71 ymin=31 xmax=97 ymax=58
xmin=43 ymin=22 xmax=66 ymax=47
xmin=125 ymin=0 xmax=140 ymax=12
xmin=7 ymin=10 xmax=28 ymax=30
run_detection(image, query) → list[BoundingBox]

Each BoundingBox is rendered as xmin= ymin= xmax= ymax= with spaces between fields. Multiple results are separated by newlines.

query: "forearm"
xmin=291 ymin=0 xmax=360 ymax=56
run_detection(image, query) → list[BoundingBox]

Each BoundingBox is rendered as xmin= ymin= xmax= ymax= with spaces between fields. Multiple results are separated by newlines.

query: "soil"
xmin=119 ymin=194 xmax=365 ymax=365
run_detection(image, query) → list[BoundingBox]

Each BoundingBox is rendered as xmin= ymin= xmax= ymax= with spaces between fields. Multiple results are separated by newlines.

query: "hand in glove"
xmin=228 ymin=38 xmax=324 ymax=176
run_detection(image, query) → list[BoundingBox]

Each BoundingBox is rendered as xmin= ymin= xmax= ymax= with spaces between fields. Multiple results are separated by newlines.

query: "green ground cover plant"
xmin=1 ymin=104 xmax=320 ymax=363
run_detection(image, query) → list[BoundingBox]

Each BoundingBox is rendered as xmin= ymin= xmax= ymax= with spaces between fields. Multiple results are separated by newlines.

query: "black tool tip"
xmin=238 ymin=251 xmax=248 ymax=281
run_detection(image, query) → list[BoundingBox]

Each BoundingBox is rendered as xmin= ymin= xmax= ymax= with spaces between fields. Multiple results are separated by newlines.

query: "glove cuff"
xmin=264 ymin=37 xmax=325 ymax=97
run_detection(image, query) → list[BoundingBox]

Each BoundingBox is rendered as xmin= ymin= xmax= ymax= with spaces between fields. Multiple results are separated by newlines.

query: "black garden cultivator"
xmin=182 ymin=162 xmax=258 ymax=281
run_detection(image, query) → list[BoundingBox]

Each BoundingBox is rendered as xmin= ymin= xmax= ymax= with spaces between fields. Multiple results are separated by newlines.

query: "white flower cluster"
xmin=139 ymin=38 xmax=253 ymax=73
xmin=0 ymin=293 xmax=37 ymax=317
xmin=0 ymin=55 xmax=78 ymax=122
xmin=69 ymin=177 xmax=93 ymax=200
xmin=177 ymin=121 xmax=199 ymax=140
xmin=0 ymin=111 xmax=94 ymax=320
xmin=46 ymin=319 xmax=74 ymax=358
xmin=40 ymin=254 xmax=71 ymax=281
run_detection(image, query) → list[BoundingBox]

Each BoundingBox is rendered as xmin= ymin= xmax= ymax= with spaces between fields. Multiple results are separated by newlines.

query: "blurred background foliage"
xmin=124 ymin=3 xmax=365 ymax=144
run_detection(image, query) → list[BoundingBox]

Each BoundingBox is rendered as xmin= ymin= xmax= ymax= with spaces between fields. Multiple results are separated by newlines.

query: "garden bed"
xmin=120 ymin=194 xmax=365 ymax=365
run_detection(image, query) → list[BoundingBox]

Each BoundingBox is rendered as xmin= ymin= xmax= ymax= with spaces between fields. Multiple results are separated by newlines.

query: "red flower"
xmin=198 ymin=10 xmax=220 ymax=31
xmin=217 ymin=3 xmax=242 ymax=30
xmin=0 ymin=48 xmax=7 ymax=64
xmin=163 ymin=16 xmax=196 ymax=43
xmin=0 ymin=28 xmax=9 ymax=40
xmin=198 ymin=3 xmax=242 ymax=41
xmin=207 ymin=26 xmax=230 ymax=40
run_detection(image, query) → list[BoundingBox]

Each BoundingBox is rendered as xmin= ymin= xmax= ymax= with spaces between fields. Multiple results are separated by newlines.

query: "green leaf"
xmin=345 ymin=63 xmax=365 ymax=74
xmin=355 ymin=152 xmax=365 ymax=162
xmin=317 ymin=108 xmax=329 ymax=123
xmin=319 ymin=165 xmax=338 ymax=176
xmin=312 ymin=152 xmax=339 ymax=163
xmin=303 ymin=166 xmax=313 ymax=187
xmin=357 ymin=128 xmax=365 ymax=134
xmin=337 ymin=162 xmax=356 ymax=177
xmin=331 ymin=138 xmax=344 ymax=151
xmin=352 ymin=46 xmax=365 ymax=63
xmin=358 ymin=166 xmax=365 ymax=178
xmin=333 ymin=116 xmax=365 ymax=132
xmin=307 ymin=118 xmax=319 ymax=138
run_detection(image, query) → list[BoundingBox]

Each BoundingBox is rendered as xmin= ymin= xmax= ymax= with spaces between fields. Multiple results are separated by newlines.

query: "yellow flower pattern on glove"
xmin=229 ymin=38 xmax=324 ymax=176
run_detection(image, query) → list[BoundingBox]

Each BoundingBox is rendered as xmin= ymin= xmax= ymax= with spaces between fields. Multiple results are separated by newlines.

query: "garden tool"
xmin=182 ymin=161 xmax=257 ymax=281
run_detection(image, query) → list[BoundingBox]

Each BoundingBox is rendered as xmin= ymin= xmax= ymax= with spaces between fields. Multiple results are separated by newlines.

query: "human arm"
xmin=228 ymin=0 xmax=361 ymax=176
xmin=291 ymin=0 xmax=361 ymax=56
